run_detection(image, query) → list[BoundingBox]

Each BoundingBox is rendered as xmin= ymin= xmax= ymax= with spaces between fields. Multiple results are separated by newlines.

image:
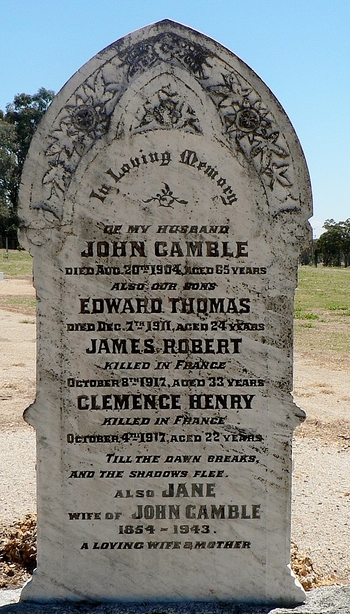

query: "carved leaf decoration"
xmin=105 ymin=97 xmax=118 ymax=116
xmin=142 ymin=183 xmax=188 ymax=207
xmin=97 ymin=74 xmax=113 ymax=103
xmin=208 ymin=84 xmax=235 ymax=109
xmin=51 ymin=128 xmax=66 ymax=140
xmin=39 ymin=32 xmax=295 ymax=203
xmin=58 ymin=115 xmax=73 ymax=127
xmin=57 ymin=139 xmax=74 ymax=159
xmin=102 ymin=63 xmax=120 ymax=85
xmin=270 ymin=144 xmax=288 ymax=158
xmin=208 ymin=73 xmax=252 ymax=110
xmin=260 ymin=150 xmax=273 ymax=174
xmin=223 ymin=72 xmax=252 ymax=98
xmin=45 ymin=139 xmax=61 ymax=156
xmin=54 ymin=132 xmax=77 ymax=157
xmin=75 ymin=94 xmax=87 ymax=107
xmin=250 ymin=133 xmax=288 ymax=164
xmin=42 ymin=163 xmax=67 ymax=194
xmin=264 ymin=164 xmax=292 ymax=189
xmin=72 ymin=140 xmax=86 ymax=157
xmin=253 ymin=99 xmax=269 ymax=116
xmin=265 ymin=132 xmax=289 ymax=157
xmin=208 ymin=84 xmax=231 ymax=105
xmin=82 ymin=83 xmax=96 ymax=100
xmin=42 ymin=163 xmax=61 ymax=185
xmin=250 ymin=140 xmax=266 ymax=159
xmin=49 ymin=184 xmax=64 ymax=200
xmin=224 ymin=114 xmax=237 ymax=133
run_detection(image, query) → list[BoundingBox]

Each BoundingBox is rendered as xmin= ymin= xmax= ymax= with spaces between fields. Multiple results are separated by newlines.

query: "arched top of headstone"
xmin=19 ymin=19 xmax=311 ymax=245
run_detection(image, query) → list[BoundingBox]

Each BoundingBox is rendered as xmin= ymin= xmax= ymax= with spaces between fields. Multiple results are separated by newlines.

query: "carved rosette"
xmin=42 ymin=73 xmax=119 ymax=203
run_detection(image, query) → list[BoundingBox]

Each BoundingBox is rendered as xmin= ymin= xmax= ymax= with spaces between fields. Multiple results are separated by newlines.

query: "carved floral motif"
xmin=41 ymin=30 xmax=294 ymax=213
xmin=43 ymin=73 xmax=119 ymax=201
xmin=119 ymin=33 xmax=212 ymax=80
xmin=135 ymin=85 xmax=201 ymax=134
xmin=143 ymin=183 xmax=188 ymax=208
xmin=207 ymin=72 xmax=291 ymax=189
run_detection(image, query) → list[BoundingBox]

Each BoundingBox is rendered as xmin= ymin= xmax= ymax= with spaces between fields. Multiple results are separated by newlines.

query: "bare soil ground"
xmin=0 ymin=277 xmax=349 ymax=590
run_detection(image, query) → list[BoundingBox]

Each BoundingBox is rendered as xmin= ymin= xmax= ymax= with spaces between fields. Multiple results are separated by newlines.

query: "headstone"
xmin=19 ymin=20 xmax=312 ymax=605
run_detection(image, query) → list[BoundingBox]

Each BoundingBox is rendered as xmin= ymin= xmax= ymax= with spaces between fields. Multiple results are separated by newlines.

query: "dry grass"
xmin=294 ymin=418 xmax=350 ymax=447
xmin=0 ymin=514 xmax=36 ymax=588
xmin=0 ymin=250 xmax=33 ymax=277
xmin=0 ymin=296 xmax=36 ymax=316
xmin=291 ymin=542 xmax=337 ymax=590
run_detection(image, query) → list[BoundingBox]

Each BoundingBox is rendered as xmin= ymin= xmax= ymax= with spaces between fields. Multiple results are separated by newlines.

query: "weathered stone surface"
xmin=18 ymin=20 xmax=312 ymax=604
xmin=2 ymin=586 xmax=350 ymax=612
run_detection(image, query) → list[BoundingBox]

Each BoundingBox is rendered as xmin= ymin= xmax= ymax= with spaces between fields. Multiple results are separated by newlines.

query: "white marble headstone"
xmin=19 ymin=20 xmax=312 ymax=605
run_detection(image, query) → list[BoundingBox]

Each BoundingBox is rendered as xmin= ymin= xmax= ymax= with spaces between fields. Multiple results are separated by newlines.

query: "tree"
xmin=315 ymin=219 xmax=350 ymax=267
xmin=0 ymin=88 xmax=55 ymax=248
xmin=0 ymin=118 xmax=18 ymax=247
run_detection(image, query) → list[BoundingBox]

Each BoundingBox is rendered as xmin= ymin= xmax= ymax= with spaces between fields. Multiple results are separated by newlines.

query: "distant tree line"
xmin=300 ymin=219 xmax=350 ymax=267
xmin=0 ymin=88 xmax=54 ymax=249
xmin=315 ymin=219 xmax=350 ymax=267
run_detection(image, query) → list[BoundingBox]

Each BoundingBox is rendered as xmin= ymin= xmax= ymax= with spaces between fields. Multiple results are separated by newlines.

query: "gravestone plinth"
xmin=19 ymin=20 xmax=312 ymax=605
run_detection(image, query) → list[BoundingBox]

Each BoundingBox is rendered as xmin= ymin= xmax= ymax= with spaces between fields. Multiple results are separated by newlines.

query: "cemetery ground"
xmin=0 ymin=251 xmax=349 ymax=592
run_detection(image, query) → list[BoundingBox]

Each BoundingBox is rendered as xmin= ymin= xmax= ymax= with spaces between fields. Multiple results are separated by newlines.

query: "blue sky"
xmin=1 ymin=0 xmax=349 ymax=236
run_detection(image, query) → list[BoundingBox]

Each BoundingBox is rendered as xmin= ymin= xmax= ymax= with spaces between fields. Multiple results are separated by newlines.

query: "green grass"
xmin=4 ymin=297 xmax=36 ymax=308
xmin=294 ymin=310 xmax=319 ymax=320
xmin=0 ymin=249 xmax=33 ymax=277
xmin=295 ymin=266 xmax=350 ymax=317
xmin=294 ymin=266 xmax=350 ymax=354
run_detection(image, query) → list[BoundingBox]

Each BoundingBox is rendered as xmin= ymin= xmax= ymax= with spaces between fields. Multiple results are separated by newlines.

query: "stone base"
xmin=0 ymin=586 xmax=349 ymax=613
